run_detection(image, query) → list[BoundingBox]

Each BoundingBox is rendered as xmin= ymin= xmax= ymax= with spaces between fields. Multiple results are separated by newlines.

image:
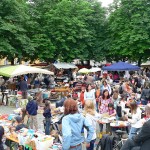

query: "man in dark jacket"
xmin=26 ymin=96 xmax=38 ymax=130
xmin=140 ymin=84 xmax=150 ymax=105
xmin=18 ymin=76 xmax=28 ymax=99
xmin=101 ymin=134 xmax=115 ymax=150
xmin=121 ymin=104 xmax=150 ymax=150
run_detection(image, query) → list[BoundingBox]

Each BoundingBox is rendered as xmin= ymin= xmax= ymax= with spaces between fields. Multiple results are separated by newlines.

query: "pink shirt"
xmin=99 ymin=97 xmax=112 ymax=114
xmin=108 ymin=109 xmax=115 ymax=115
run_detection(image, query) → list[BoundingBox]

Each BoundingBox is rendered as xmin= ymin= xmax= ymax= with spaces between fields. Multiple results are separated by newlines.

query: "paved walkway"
xmin=0 ymin=105 xmax=45 ymax=131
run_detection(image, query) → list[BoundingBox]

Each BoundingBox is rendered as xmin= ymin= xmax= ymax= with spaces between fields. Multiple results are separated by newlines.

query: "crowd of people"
xmin=0 ymin=68 xmax=150 ymax=150
xmin=61 ymin=69 xmax=150 ymax=150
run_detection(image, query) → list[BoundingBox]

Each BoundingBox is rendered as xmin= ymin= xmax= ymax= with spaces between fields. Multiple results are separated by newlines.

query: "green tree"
xmin=0 ymin=0 xmax=35 ymax=64
xmin=85 ymin=0 xmax=107 ymax=62
xmin=30 ymin=0 xmax=106 ymax=63
xmin=107 ymin=0 xmax=150 ymax=65
xmin=27 ymin=0 xmax=58 ymax=63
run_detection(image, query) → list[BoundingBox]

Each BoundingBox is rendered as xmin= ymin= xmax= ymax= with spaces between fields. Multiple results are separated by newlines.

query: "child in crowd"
xmin=15 ymin=116 xmax=28 ymax=131
xmin=20 ymin=108 xmax=29 ymax=126
xmin=5 ymin=116 xmax=28 ymax=149
xmin=43 ymin=101 xmax=51 ymax=135
xmin=108 ymin=103 xmax=116 ymax=117
xmin=105 ymin=103 xmax=117 ymax=134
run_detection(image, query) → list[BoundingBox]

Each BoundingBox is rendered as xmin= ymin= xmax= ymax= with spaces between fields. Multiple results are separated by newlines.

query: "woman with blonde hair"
xmin=84 ymin=100 xmax=101 ymax=150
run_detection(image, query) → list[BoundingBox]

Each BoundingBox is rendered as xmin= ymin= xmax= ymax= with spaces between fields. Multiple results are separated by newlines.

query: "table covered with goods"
xmin=0 ymin=114 xmax=62 ymax=150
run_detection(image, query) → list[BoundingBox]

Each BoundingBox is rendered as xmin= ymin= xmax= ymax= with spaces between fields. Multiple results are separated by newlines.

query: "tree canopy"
xmin=0 ymin=0 xmax=150 ymax=65
xmin=107 ymin=0 xmax=150 ymax=65
xmin=30 ymin=0 xmax=106 ymax=62
xmin=0 ymin=0 xmax=35 ymax=64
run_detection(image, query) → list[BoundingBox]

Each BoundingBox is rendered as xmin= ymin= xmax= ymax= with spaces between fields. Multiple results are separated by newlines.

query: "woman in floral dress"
xmin=99 ymin=89 xmax=112 ymax=132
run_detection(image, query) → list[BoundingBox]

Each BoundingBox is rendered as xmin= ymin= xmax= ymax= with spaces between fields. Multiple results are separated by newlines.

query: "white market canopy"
xmin=53 ymin=62 xmax=77 ymax=69
xmin=0 ymin=65 xmax=54 ymax=77
xmin=141 ymin=61 xmax=150 ymax=66
xmin=89 ymin=67 xmax=101 ymax=72
xmin=78 ymin=68 xmax=90 ymax=74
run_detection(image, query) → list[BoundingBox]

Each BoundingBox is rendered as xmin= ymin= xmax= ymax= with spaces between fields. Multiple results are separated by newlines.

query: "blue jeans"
xmin=96 ymin=101 xmax=99 ymax=112
xmin=141 ymin=100 xmax=148 ymax=105
xmin=69 ymin=144 xmax=82 ymax=150
xmin=99 ymin=123 xmax=111 ymax=133
xmin=129 ymin=127 xmax=140 ymax=139
xmin=45 ymin=118 xmax=51 ymax=135
xmin=87 ymin=139 xmax=96 ymax=150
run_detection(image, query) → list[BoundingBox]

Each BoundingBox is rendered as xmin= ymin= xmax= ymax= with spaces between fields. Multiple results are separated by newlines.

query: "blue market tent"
xmin=102 ymin=61 xmax=140 ymax=71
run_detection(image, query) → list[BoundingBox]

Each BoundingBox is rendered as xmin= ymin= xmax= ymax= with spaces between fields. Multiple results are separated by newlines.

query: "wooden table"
xmin=6 ymin=134 xmax=34 ymax=150
xmin=110 ymin=121 xmax=129 ymax=128
xmin=6 ymin=135 xmax=19 ymax=143
xmin=51 ymin=88 xmax=71 ymax=98
xmin=6 ymin=134 xmax=19 ymax=150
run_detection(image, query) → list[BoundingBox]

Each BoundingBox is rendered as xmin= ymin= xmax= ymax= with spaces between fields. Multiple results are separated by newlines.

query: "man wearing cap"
xmin=15 ymin=116 xmax=27 ymax=131
xmin=5 ymin=116 xmax=27 ymax=149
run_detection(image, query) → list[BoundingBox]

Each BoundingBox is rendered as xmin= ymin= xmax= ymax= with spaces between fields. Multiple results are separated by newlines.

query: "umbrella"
xmin=78 ymin=68 xmax=90 ymax=74
xmin=89 ymin=67 xmax=101 ymax=72
xmin=0 ymin=65 xmax=54 ymax=77
xmin=102 ymin=61 xmax=140 ymax=71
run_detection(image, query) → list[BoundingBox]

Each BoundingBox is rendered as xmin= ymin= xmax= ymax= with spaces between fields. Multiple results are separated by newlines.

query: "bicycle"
xmin=50 ymin=114 xmax=63 ymax=144
xmin=96 ymin=130 xmax=128 ymax=150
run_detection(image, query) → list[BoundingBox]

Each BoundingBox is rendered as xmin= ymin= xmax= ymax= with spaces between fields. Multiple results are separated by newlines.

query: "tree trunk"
xmin=10 ymin=59 xmax=14 ymax=65
xmin=87 ymin=60 xmax=90 ymax=66
xmin=18 ymin=58 xmax=22 ymax=64
xmin=138 ymin=57 xmax=142 ymax=67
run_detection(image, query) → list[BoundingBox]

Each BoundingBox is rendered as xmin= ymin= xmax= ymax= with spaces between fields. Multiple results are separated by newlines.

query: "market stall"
xmin=102 ymin=61 xmax=140 ymax=71
xmin=53 ymin=62 xmax=77 ymax=69
xmin=0 ymin=109 xmax=63 ymax=150
xmin=0 ymin=65 xmax=54 ymax=77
